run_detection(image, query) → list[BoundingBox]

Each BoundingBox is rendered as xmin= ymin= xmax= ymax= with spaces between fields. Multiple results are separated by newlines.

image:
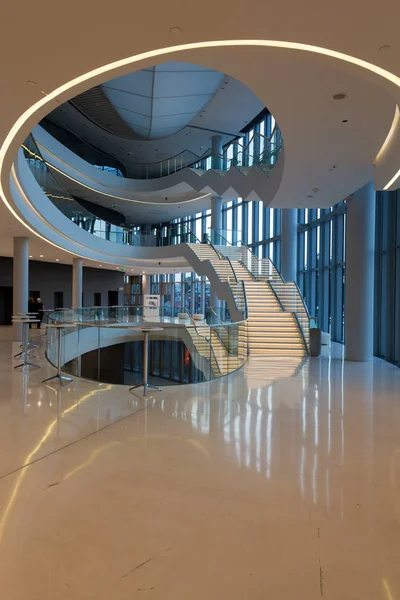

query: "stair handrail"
xmin=270 ymin=280 xmax=311 ymax=324
xmin=293 ymin=281 xmax=311 ymax=319
xmin=182 ymin=311 xmax=223 ymax=377
xmin=266 ymin=281 xmax=285 ymax=311
xmin=292 ymin=312 xmax=310 ymax=356
xmin=208 ymin=308 xmax=236 ymax=355
xmin=210 ymin=228 xmax=280 ymax=280
xmin=181 ymin=223 xmax=203 ymax=245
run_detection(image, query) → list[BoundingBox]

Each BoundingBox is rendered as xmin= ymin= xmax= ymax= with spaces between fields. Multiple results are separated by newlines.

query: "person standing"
xmin=36 ymin=297 xmax=44 ymax=329
xmin=28 ymin=297 xmax=35 ymax=328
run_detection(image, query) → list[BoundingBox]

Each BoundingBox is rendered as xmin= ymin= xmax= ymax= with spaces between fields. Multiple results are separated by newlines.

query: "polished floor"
xmin=0 ymin=329 xmax=400 ymax=599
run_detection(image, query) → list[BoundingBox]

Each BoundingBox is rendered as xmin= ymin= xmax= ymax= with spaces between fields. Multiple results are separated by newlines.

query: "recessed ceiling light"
xmin=56 ymin=258 xmax=60 ymax=262
xmin=169 ymin=26 xmax=182 ymax=34
xmin=29 ymin=255 xmax=32 ymax=258
xmin=39 ymin=254 xmax=44 ymax=258
xmin=378 ymin=45 xmax=391 ymax=52
xmin=99 ymin=264 xmax=103 ymax=267
xmin=333 ymin=93 xmax=347 ymax=100
xmin=307 ymin=195 xmax=314 ymax=198
xmin=27 ymin=80 xmax=36 ymax=86
xmin=342 ymin=119 xmax=348 ymax=123
xmin=312 ymin=188 xmax=319 ymax=192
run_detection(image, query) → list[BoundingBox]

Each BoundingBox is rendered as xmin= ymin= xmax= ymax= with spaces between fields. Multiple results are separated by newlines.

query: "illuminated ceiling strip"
xmin=46 ymin=162 xmax=211 ymax=205
xmin=10 ymin=164 xmax=152 ymax=270
xmin=383 ymin=167 xmax=400 ymax=190
xmin=375 ymin=105 xmax=400 ymax=164
xmin=382 ymin=579 xmax=394 ymax=600
xmin=2 ymin=38 xmax=400 ymax=227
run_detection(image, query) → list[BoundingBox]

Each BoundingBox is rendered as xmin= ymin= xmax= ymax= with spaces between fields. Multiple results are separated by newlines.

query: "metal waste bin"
xmin=309 ymin=328 xmax=321 ymax=357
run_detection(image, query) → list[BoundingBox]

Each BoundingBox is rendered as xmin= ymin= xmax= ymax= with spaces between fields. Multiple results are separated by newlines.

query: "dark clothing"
xmin=28 ymin=300 xmax=36 ymax=328
xmin=35 ymin=302 xmax=44 ymax=329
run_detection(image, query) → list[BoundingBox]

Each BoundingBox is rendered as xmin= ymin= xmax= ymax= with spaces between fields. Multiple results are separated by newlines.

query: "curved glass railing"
xmin=40 ymin=116 xmax=125 ymax=176
xmin=38 ymin=119 xmax=282 ymax=180
xmin=45 ymin=304 xmax=248 ymax=384
xmin=22 ymin=135 xmax=210 ymax=246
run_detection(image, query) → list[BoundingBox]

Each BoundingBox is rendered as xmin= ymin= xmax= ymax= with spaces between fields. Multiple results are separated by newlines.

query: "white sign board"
xmin=143 ymin=294 xmax=160 ymax=319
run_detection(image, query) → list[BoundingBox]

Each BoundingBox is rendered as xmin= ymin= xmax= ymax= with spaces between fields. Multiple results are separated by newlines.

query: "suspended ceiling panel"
xmin=102 ymin=62 xmax=225 ymax=139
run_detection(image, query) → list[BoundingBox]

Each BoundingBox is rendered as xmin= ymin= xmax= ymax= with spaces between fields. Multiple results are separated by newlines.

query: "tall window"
xmin=297 ymin=204 xmax=346 ymax=342
xmin=375 ymin=191 xmax=400 ymax=365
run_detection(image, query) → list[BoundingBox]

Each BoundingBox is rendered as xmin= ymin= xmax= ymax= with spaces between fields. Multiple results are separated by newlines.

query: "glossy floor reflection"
xmin=0 ymin=330 xmax=400 ymax=599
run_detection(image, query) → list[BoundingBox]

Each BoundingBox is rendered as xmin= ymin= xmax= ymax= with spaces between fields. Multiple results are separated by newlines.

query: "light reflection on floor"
xmin=0 ymin=330 xmax=399 ymax=599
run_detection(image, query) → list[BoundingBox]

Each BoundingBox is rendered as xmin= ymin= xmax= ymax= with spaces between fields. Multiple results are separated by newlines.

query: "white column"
xmin=345 ymin=181 xmax=375 ymax=361
xmin=212 ymin=135 xmax=223 ymax=170
xmin=142 ymin=274 xmax=150 ymax=296
xmin=281 ymin=209 xmax=297 ymax=282
xmin=210 ymin=197 xmax=223 ymax=310
xmin=13 ymin=237 xmax=29 ymax=341
xmin=211 ymin=196 xmax=223 ymax=240
xmin=72 ymin=258 xmax=83 ymax=308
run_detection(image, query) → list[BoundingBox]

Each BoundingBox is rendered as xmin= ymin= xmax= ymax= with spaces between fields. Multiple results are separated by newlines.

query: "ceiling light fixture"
xmin=29 ymin=255 xmax=32 ymax=258
xmin=27 ymin=81 xmax=36 ymax=86
xmin=333 ymin=93 xmax=347 ymax=100
xmin=312 ymin=188 xmax=319 ymax=193
xmin=39 ymin=254 xmax=43 ymax=258
xmin=378 ymin=45 xmax=391 ymax=52
xmin=169 ymin=27 xmax=182 ymax=34
xmin=3 ymin=37 xmax=400 ymax=219
xmin=56 ymin=258 xmax=60 ymax=261
xmin=342 ymin=119 xmax=348 ymax=123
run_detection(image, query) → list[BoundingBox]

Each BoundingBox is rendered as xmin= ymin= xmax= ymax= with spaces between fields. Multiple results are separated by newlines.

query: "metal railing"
xmin=47 ymin=303 xmax=249 ymax=382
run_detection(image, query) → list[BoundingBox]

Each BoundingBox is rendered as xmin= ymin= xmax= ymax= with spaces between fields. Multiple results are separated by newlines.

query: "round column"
xmin=210 ymin=197 xmax=223 ymax=310
xmin=13 ymin=237 xmax=29 ymax=341
xmin=211 ymin=196 xmax=223 ymax=241
xmin=72 ymin=258 xmax=83 ymax=308
xmin=142 ymin=274 xmax=150 ymax=296
xmin=212 ymin=135 xmax=223 ymax=170
xmin=345 ymin=181 xmax=375 ymax=361
xmin=281 ymin=209 xmax=297 ymax=282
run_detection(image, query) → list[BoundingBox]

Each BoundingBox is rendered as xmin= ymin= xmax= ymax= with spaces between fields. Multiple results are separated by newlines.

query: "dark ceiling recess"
xmin=40 ymin=117 xmax=126 ymax=176
xmin=72 ymin=196 xmax=127 ymax=227
xmin=70 ymin=87 xmax=138 ymax=139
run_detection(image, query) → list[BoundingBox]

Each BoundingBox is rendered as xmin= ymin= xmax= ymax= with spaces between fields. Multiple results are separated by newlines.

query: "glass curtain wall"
xmin=297 ymin=203 xmax=347 ymax=343
xmin=150 ymin=190 xmax=400 ymax=365
xmin=374 ymin=190 xmax=400 ymax=366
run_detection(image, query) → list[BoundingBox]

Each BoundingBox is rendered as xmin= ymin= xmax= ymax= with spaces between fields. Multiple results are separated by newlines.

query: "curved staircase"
xmin=184 ymin=237 xmax=310 ymax=362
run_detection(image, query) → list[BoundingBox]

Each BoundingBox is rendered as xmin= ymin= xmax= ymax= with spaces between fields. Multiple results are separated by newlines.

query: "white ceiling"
xmin=1 ymin=0 xmax=400 ymax=270
xmin=102 ymin=62 xmax=225 ymax=139
xmin=48 ymin=72 xmax=264 ymax=172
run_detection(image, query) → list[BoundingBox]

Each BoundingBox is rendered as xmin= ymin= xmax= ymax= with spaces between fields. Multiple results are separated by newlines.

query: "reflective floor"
xmin=0 ymin=329 xmax=400 ymax=599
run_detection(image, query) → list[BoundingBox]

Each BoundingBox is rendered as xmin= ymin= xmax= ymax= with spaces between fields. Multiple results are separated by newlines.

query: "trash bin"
xmin=309 ymin=328 xmax=321 ymax=357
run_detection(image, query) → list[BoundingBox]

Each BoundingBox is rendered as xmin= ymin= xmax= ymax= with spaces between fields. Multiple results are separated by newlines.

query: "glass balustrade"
xmin=209 ymin=227 xmax=312 ymax=352
xmin=37 ymin=118 xmax=282 ymax=180
xmin=22 ymin=131 xmax=282 ymax=249
xmin=46 ymin=304 xmax=249 ymax=384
